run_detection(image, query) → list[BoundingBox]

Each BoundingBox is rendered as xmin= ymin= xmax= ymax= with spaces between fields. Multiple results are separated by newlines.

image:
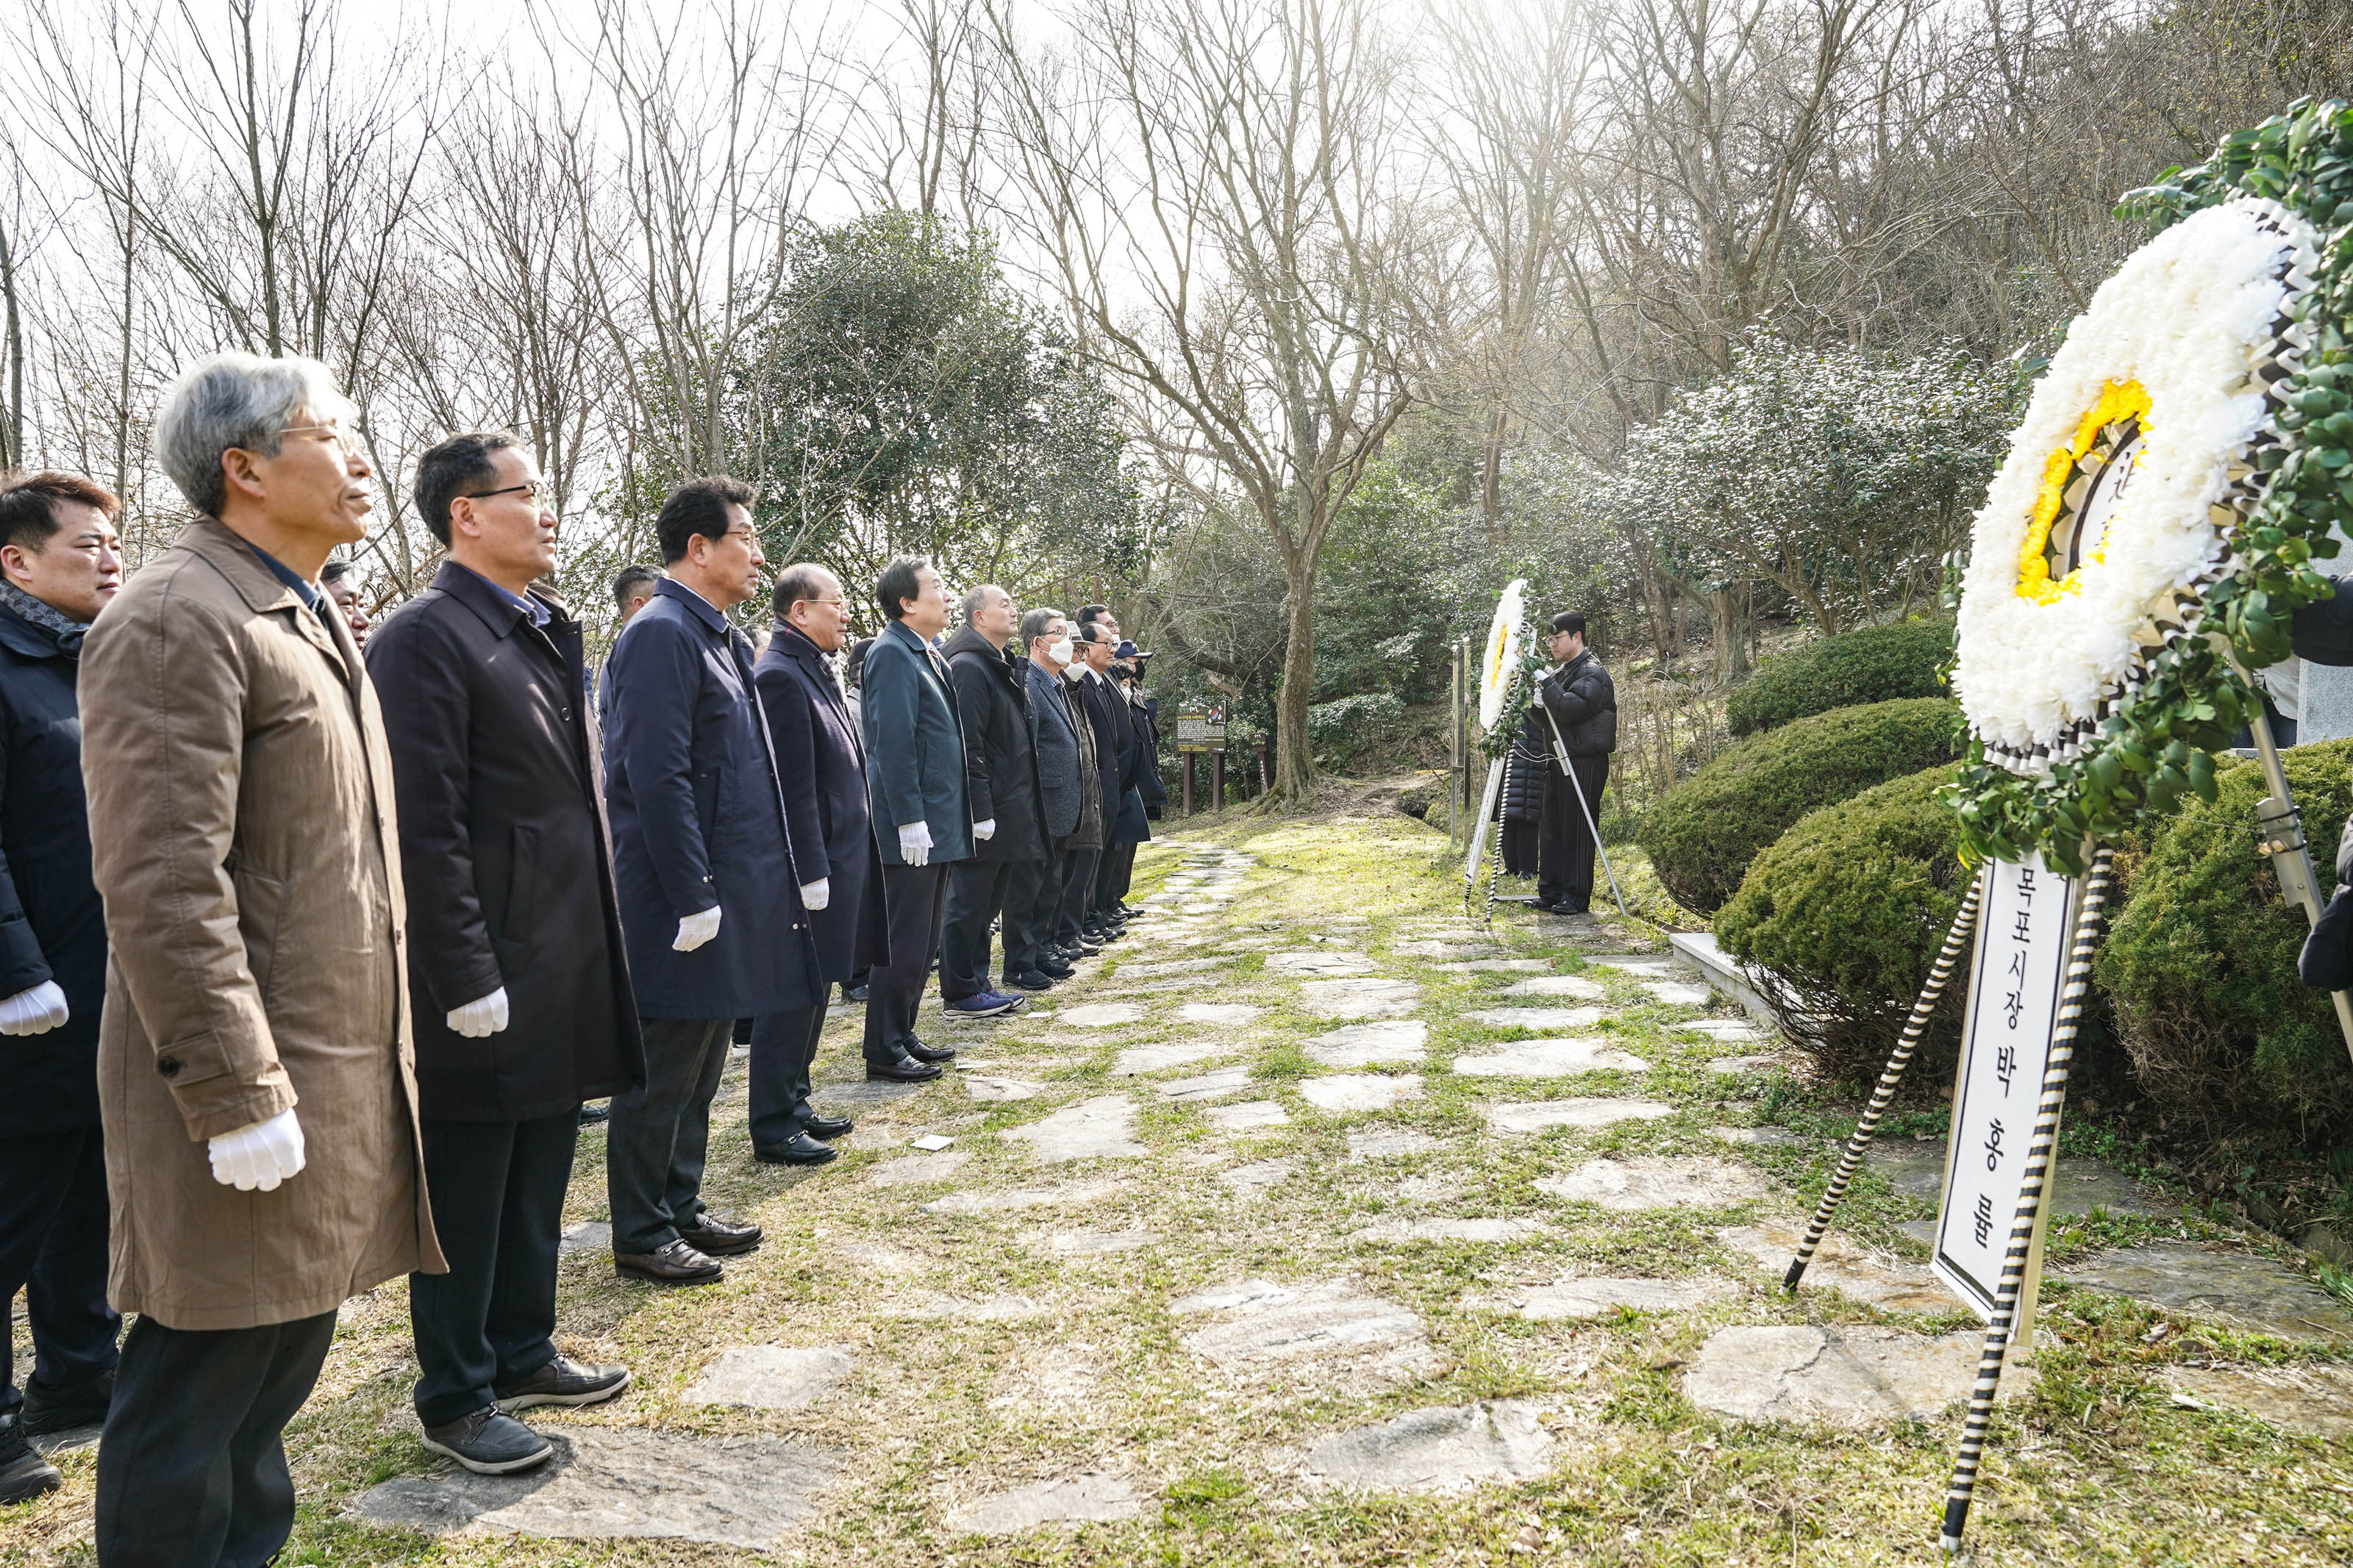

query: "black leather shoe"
xmin=421 ymin=1408 xmax=555 ymax=1475
xmin=843 ymin=983 xmax=869 ymax=1003
xmin=754 ymin=1131 xmax=839 ymax=1166
xmin=867 ymin=1051 xmax=943 ymax=1082
xmin=494 ymin=1354 xmax=631 ymax=1413
xmin=0 ymin=1416 xmax=61 ymax=1504
xmin=804 ymin=1114 xmax=854 ymax=1139
xmin=578 ymin=1100 xmax=611 ymax=1126
xmin=677 ymin=1215 xmax=762 ymax=1256
xmin=21 ymin=1370 xmax=110 ymax=1436
xmin=614 ymin=1238 xmax=724 ymax=1284
xmin=1004 ymin=970 xmax=1055 ymax=991
xmin=904 ymin=1037 xmax=957 ymax=1064
xmin=1038 ymin=955 xmax=1074 ymax=978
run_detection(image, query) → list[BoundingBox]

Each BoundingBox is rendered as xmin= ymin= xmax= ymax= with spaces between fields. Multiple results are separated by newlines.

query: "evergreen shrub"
xmin=2096 ymin=742 xmax=2353 ymax=1143
xmin=1713 ymin=764 xmax=1970 ymax=1081
xmin=1638 ymin=697 xmax=1962 ymax=915
xmin=1725 ymin=617 xmax=1954 ymax=737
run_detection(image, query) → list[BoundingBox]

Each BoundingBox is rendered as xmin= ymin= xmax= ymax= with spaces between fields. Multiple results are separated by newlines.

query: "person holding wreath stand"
xmin=1526 ymin=611 xmax=1615 ymax=916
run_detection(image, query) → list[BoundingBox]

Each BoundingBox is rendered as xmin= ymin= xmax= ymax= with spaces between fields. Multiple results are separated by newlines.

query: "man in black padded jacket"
xmin=1523 ymin=610 xmax=1616 ymax=915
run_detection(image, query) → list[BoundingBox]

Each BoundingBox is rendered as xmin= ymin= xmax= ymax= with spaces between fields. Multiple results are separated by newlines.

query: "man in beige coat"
xmin=77 ymin=352 xmax=443 ymax=1568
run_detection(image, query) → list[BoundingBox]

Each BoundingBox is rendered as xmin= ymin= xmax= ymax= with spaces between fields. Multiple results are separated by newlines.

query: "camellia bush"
xmin=1638 ymin=698 xmax=1962 ymax=915
xmin=1713 ymin=764 xmax=1971 ymax=1081
xmin=1725 ymin=619 xmax=1954 ymax=737
xmin=2096 ymin=741 xmax=2353 ymax=1142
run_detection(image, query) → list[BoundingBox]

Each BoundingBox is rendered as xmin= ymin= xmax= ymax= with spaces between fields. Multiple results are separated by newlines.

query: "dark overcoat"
xmin=0 ymin=598 xmax=104 ymax=1134
xmin=754 ymin=623 xmax=889 ymax=984
xmin=1023 ymin=659 xmax=1085 ymax=842
xmin=1536 ymin=652 xmax=1618 ymax=760
xmin=943 ymin=625 xmax=1049 ymax=864
xmin=861 ymin=620 xmax=973 ymax=865
xmin=1074 ymin=669 xmax=1125 ymax=827
xmin=602 ymin=579 xmax=822 ymax=1018
xmin=1085 ymin=671 xmax=1151 ymax=845
xmin=365 ymin=563 xmax=646 ymax=1120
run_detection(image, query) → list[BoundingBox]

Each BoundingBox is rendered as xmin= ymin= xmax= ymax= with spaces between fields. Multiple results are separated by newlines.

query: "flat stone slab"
xmin=813 ymin=1078 xmax=926 ymax=1107
xmin=1483 ymin=1098 xmax=1673 ymax=1133
xmin=947 ymin=1472 xmax=1146 ymax=1535
xmin=1496 ymin=976 xmax=1607 ymax=1000
xmin=1174 ymin=1278 xmax=1432 ymax=1371
xmin=1302 ymin=1400 xmax=1558 ymax=1494
xmin=1047 ymin=1229 xmax=1158 ymax=1256
xmin=1349 ymin=1130 xmax=1443 ymax=1159
xmin=2163 ymin=1361 xmax=2353 ymax=1436
xmin=1179 ymin=1002 xmax=1262 ymax=1026
xmin=351 ymin=1428 xmax=842 ymax=1547
xmin=1357 ymin=1217 xmax=1547 ymax=1244
xmin=1267 ymin=950 xmax=1379 ymax=975
xmin=1300 ymin=978 xmax=1423 ymax=1020
xmin=1159 ymin=1067 xmax=1255 ymax=1102
xmin=1866 ymin=1146 xmax=2164 ymax=1218
xmin=1720 ymin=1222 xmax=1949 ymax=1313
xmin=1463 ymin=1006 xmax=1607 ymax=1033
xmin=1112 ymin=1041 xmax=1224 ymax=1076
xmin=1301 ymin=1075 xmax=1421 ymax=1111
xmin=684 ymin=1346 xmax=853 ymax=1410
xmin=1706 ymin=1054 xmax=1788 ymax=1077
xmin=1114 ymin=957 xmax=1228 ymax=978
xmin=2057 ymin=1244 xmax=2353 ymax=1343
xmin=1218 ymin=1158 xmax=1295 ymax=1195
xmin=559 ymin=1221 xmax=611 ymax=1256
xmin=1467 ymin=1275 xmax=1734 ymax=1320
xmin=1643 ymin=980 xmax=1715 ymax=1007
xmin=964 ymin=1075 xmax=1043 ymax=1102
xmin=870 ymin=1152 xmax=972 ymax=1185
xmin=1305 ymin=1021 xmax=1429 ymax=1066
xmin=1207 ymin=1100 xmax=1290 ymax=1133
xmin=924 ymin=1181 xmax=1120 ymax=1215
xmin=1432 ymin=959 xmax=1552 ymax=973
xmin=1060 ymin=1003 xmax=1147 ymax=1028
xmin=1677 ymin=1019 xmax=1768 ymax=1042
xmin=1685 ymin=1325 xmax=2026 ymax=1428
xmin=1451 ymin=1038 xmax=1649 ymax=1077
xmin=1007 ymin=1097 xmax=1146 ymax=1162
xmin=1395 ymin=941 xmax=1507 ymax=959
xmin=1586 ymin=955 xmax=1677 ymax=976
xmin=27 ymin=1422 xmax=100 ymax=1456
xmin=1538 ymin=1156 xmax=1767 ymax=1211
xmin=1713 ymin=1125 xmax=1805 ymax=1148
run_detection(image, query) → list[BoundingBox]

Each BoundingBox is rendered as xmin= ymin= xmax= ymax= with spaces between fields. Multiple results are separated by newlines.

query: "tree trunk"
xmin=1273 ymin=556 xmax=1318 ymax=802
xmin=1704 ymin=588 xmax=1748 ymax=682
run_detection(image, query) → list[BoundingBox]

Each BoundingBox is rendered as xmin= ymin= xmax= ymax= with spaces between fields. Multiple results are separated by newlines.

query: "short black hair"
xmin=1076 ymin=603 xmax=1110 ymax=629
xmin=0 ymin=470 xmax=121 ymax=555
xmin=656 ymin=476 xmax=756 ymax=565
xmin=1549 ymin=610 xmax=1586 ymax=639
xmin=319 ymin=559 xmax=353 ymax=586
xmin=876 ymin=555 xmax=929 ymax=621
xmin=414 ymin=430 xmax=524 ymax=546
xmin=846 ymin=637 xmax=876 ymax=690
xmin=1076 ymin=620 xmax=1114 ymax=646
xmin=612 ymin=564 xmax=661 ymax=609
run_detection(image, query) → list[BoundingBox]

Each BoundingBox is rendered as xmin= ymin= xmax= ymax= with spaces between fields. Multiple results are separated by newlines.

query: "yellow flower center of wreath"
xmin=2015 ymin=378 xmax=2153 ymax=605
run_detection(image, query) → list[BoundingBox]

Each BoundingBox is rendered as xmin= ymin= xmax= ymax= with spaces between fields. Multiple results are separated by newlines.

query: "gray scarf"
xmin=0 ymin=579 xmax=89 ymax=655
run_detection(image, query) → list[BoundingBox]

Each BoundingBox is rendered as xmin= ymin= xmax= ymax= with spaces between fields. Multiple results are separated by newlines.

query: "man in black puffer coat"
xmin=1526 ymin=610 xmax=1615 ymax=914
xmin=940 ymin=585 xmax=1049 ymax=1015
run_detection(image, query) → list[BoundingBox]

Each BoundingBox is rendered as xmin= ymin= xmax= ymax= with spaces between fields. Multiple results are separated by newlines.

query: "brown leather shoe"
xmin=613 ymin=1237 xmax=723 ymax=1284
xmin=676 ymin=1214 xmax=762 ymax=1256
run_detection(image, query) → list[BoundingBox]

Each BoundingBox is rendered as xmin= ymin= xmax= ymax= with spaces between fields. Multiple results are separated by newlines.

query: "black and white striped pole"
xmin=1938 ymin=845 xmax=2115 ymax=1554
xmin=1785 ymin=862 xmax=1989 ymax=1289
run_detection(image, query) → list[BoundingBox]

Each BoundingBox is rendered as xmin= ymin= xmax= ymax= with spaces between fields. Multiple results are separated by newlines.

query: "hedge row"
xmin=1725 ymin=617 xmax=1954 ymax=737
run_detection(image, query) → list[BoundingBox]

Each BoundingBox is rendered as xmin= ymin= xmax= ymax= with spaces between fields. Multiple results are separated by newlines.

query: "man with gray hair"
xmin=77 ymin=352 xmax=443 ymax=1564
xmin=1010 ymin=607 xmax=1091 ymax=989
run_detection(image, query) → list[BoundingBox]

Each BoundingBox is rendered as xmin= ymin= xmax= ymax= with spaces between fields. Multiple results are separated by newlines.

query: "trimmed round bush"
xmin=1726 ymin=617 xmax=1954 ymax=737
xmin=2096 ymin=740 xmax=2353 ymax=1143
xmin=1713 ymin=764 xmax=1969 ymax=1081
xmin=1638 ymin=697 xmax=1962 ymax=915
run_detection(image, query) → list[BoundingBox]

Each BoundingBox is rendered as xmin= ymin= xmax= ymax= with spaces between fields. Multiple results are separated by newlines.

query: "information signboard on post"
xmin=1932 ymin=851 xmax=2082 ymax=1331
xmin=1176 ymin=709 xmax=1225 ymax=753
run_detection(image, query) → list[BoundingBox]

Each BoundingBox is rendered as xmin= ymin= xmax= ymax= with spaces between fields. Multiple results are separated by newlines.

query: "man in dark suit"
xmin=604 ymin=477 xmax=824 ymax=1284
xmin=1529 ymin=610 xmax=1617 ymax=915
xmin=1072 ymin=623 xmax=1136 ymax=944
xmin=1012 ymin=608 xmax=1090 ymax=989
xmin=860 ymin=556 xmax=973 ymax=1078
xmin=367 ymin=432 xmax=644 ymax=1473
xmin=0 ymin=473 xmax=124 ymax=1504
xmin=749 ymin=563 xmax=888 ymax=1165
xmin=940 ymin=585 xmax=1048 ymax=1016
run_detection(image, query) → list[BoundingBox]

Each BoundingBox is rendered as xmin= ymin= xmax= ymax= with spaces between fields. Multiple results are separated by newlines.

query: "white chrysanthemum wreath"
xmin=1478 ymin=578 xmax=1529 ymax=730
xmin=1954 ymin=196 xmax=2318 ymax=776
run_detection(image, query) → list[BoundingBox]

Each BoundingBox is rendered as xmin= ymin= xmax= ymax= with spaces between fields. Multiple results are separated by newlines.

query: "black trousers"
xmin=749 ymin=1000 xmax=829 ymax=1148
xmin=865 ymin=862 xmax=947 ymax=1063
xmin=1055 ymin=846 xmax=1101 ymax=947
xmin=939 ymin=859 xmax=1013 ymax=1002
xmin=95 ymin=1309 xmax=337 ymax=1568
xmin=409 ymin=1111 xmax=578 ymax=1427
xmin=0 ymin=1125 xmax=118 ymax=1420
xmin=1538 ymin=753 xmax=1610 ymax=910
xmin=1001 ymin=845 xmax=1064 ymax=978
xmin=1093 ymin=841 xmax=1137 ymax=916
xmin=606 ymin=1016 xmax=732 ymax=1256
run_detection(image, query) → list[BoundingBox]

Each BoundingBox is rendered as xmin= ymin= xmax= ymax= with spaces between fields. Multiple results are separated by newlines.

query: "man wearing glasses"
xmin=601 ymin=478 xmax=821 ymax=1284
xmin=363 ymin=432 xmax=643 ymax=1474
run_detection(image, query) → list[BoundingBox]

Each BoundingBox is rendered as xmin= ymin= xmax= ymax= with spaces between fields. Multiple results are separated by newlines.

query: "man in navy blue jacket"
xmin=749 ymin=563 xmax=889 ymax=1164
xmin=0 ymin=473 xmax=124 ymax=1504
xmin=602 ymin=477 xmax=823 ymax=1285
xmin=860 ymin=556 xmax=973 ymax=1078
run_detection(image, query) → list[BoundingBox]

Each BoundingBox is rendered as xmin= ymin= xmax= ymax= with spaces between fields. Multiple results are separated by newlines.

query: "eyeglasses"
xmin=279 ymin=423 xmax=365 ymax=458
xmin=465 ymin=481 xmax=558 ymax=506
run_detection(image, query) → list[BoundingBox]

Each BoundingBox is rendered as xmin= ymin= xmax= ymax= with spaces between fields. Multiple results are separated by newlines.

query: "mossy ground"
xmin=6 ymin=809 xmax=2346 ymax=1567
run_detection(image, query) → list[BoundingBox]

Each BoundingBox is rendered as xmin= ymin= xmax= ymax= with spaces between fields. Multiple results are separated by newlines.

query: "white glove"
xmin=674 ymin=906 xmax=723 ymax=952
xmin=446 ymin=987 xmax=510 ymax=1038
xmin=0 ymin=980 xmax=68 ymax=1037
xmin=800 ymin=878 xmax=831 ymax=911
xmin=899 ymin=821 xmax=933 ymax=867
xmin=973 ymin=818 xmax=996 ymax=841
xmin=208 ymin=1107 xmax=306 ymax=1192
